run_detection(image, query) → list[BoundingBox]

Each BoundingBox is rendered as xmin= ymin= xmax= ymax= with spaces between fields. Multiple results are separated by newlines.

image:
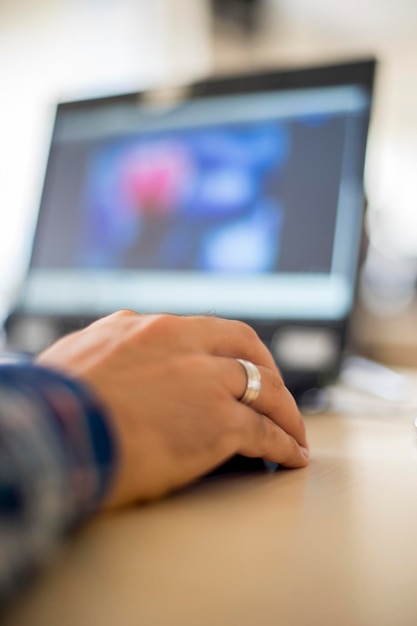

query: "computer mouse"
xmin=205 ymin=454 xmax=278 ymax=477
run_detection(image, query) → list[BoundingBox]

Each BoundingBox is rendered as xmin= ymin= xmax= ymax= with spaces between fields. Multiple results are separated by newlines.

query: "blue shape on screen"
xmin=200 ymin=199 xmax=284 ymax=272
xmin=76 ymin=120 xmax=290 ymax=272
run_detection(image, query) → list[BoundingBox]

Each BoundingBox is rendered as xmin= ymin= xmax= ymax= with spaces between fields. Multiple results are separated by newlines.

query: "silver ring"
xmin=237 ymin=359 xmax=261 ymax=405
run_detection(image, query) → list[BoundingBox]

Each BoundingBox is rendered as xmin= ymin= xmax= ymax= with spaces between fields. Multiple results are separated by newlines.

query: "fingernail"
xmin=300 ymin=446 xmax=309 ymax=459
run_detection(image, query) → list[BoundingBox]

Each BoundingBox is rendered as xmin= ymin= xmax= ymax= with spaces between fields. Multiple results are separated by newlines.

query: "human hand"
xmin=37 ymin=311 xmax=309 ymax=508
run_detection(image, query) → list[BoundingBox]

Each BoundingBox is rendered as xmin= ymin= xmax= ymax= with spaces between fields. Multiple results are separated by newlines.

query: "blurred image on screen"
xmin=79 ymin=122 xmax=288 ymax=273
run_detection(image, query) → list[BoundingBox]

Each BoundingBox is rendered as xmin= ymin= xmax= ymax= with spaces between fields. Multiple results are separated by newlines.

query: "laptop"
xmin=6 ymin=58 xmax=376 ymax=402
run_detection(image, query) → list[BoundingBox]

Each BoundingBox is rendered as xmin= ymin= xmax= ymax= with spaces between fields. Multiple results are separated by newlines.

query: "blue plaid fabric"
xmin=0 ymin=364 xmax=116 ymax=606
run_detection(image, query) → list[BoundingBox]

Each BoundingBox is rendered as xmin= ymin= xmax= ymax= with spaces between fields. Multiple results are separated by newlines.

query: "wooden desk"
xmin=4 ymin=407 xmax=417 ymax=626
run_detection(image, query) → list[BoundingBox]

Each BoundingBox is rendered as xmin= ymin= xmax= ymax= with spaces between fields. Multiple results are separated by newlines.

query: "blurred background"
xmin=1 ymin=0 xmax=417 ymax=366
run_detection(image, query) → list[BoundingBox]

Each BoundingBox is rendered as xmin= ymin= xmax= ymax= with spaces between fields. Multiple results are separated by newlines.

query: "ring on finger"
xmin=237 ymin=359 xmax=261 ymax=405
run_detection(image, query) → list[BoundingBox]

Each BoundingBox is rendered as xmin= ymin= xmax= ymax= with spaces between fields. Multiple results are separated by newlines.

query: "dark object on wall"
xmin=210 ymin=0 xmax=265 ymax=35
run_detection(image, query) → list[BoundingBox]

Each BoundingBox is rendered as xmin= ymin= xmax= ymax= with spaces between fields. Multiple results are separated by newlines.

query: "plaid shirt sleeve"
xmin=0 ymin=363 xmax=117 ymax=607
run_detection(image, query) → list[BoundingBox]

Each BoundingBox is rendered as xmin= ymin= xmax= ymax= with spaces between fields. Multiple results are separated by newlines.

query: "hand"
xmin=37 ymin=311 xmax=309 ymax=508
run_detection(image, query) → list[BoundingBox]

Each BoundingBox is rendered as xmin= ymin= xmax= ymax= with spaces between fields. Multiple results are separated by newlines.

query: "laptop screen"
xmin=21 ymin=61 xmax=374 ymax=323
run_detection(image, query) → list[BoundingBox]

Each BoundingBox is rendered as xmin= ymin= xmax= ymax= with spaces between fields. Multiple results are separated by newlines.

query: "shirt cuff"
xmin=0 ymin=364 xmax=117 ymax=523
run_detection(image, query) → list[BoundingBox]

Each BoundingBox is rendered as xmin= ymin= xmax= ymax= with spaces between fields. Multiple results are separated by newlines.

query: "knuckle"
xmin=270 ymin=370 xmax=285 ymax=392
xmin=239 ymin=414 xmax=272 ymax=460
xmin=154 ymin=313 xmax=182 ymax=334
xmin=137 ymin=313 xmax=182 ymax=342
xmin=234 ymin=320 xmax=259 ymax=343
xmin=257 ymin=417 xmax=273 ymax=458
xmin=112 ymin=309 xmax=137 ymax=320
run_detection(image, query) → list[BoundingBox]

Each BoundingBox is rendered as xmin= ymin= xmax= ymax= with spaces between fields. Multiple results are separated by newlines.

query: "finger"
xmin=180 ymin=316 xmax=278 ymax=371
xmin=243 ymin=364 xmax=308 ymax=449
xmin=236 ymin=404 xmax=309 ymax=468
xmin=215 ymin=356 xmax=308 ymax=449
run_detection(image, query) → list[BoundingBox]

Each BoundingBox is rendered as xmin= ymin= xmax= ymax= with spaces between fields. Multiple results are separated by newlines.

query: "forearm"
xmin=0 ymin=364 xmax=116 ymax=607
